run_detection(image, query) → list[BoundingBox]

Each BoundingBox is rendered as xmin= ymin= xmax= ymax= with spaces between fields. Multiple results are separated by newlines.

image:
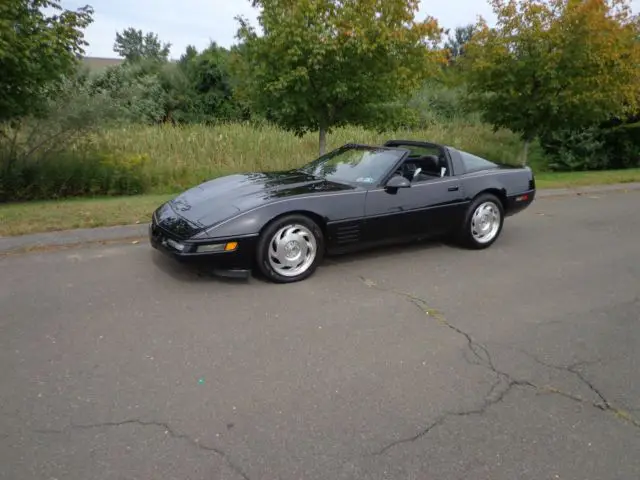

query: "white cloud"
xmin=421 ymin=0 xmax=496 ymax=30
xmin=62 ymin=0 xmax=639 ymax=59
xmin=63 ymin=0 xmax=259 ymax=58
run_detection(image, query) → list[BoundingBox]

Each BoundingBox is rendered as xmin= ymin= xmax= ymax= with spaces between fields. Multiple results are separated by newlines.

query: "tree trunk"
xmin=319 ymin=126 xmax=327 ymax=156
xmin=521 ymin=138 xmax=530 ymax=167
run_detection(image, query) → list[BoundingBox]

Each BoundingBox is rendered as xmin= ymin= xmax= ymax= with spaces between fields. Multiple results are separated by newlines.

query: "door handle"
xmin=448 ymin=186 xmax=460 ymax=192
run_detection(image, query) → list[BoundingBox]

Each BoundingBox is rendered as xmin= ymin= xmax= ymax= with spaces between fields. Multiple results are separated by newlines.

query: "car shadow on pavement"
xmin=149 ymin=249 xmax=249 ymax=285
xmin=323 ymin=237 xmax=449 ymax=268
xmin=148 ymin=231 xmax=522 ymax=285
xmin=149 ymin=237 xmax=457 ymax=284
xmin=322 ymin=225 xmax=526 ymax=270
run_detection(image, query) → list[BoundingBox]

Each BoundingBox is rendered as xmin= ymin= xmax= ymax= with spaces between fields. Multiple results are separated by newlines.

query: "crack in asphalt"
xmin=519 ymin=353 xmax=610 ymax=407
xmin=358 ymin=276 xmax=506 ymax=377
xmin=358 ymin=276 xmax=640 ymax=454
xmin=514 ymin=350 xmax=640 ymax=428
xmin=374 ymin=376 xmax=535 ymax=455
xmin=34 ymin=419 xmax=250 ymax=480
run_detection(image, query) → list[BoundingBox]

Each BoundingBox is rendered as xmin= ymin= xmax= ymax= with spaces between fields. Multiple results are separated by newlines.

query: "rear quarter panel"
xmin=460 ymin=168 xmax=536 ymax=215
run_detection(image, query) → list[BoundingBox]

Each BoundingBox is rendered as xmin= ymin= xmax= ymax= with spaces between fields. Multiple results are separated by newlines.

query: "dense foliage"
xmin=0 ymin=0 xmax=93 ymax=121
xmin=113 ymin=28 xmax=171 ymax=63
xmin=462 ymin=0 xmax=640 ymax=165
xmin=234 ymin=0 xmax=445 ymax=154
xmin=1 ymin=0 xmax=640 ymax=202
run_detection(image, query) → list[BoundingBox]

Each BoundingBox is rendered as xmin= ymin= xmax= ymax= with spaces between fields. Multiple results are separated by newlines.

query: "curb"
xmin=0 ymin=224 xmax=148 ymax=255
xmin=2 ymin=182 xmax=640 ymax=255
xmin=535 ymin=181 xmax=640 ymax=198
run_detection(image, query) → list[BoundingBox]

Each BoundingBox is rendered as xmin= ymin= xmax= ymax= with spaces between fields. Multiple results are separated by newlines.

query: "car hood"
xmin=169 ymin=170 xmax=354 ymax=227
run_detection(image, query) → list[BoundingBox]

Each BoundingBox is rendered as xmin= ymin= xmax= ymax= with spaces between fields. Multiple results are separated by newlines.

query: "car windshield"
xmin=299 ymin=145 xmax=406 ymax=185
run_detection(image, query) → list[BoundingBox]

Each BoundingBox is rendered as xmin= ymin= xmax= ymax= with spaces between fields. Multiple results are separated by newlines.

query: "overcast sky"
xmin=61 ymin=0 xmax=640 ymax=59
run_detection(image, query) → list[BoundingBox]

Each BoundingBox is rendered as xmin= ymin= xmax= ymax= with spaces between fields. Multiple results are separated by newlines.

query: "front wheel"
xmin=456 ymin=193 xmax=504 ymax=249
xmin=256 ymin=214 xmax=324 ymax=283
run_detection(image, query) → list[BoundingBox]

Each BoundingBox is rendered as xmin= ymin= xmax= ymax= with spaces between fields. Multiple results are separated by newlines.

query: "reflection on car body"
xmin=150 ymin=139 xmax=536 ymax=283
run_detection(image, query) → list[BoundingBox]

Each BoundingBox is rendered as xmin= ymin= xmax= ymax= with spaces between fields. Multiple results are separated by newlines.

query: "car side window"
xmin=459 ymin=151 xmax=498 ymax=173
xmin=399 ymin=156 xmax=448 ymax=183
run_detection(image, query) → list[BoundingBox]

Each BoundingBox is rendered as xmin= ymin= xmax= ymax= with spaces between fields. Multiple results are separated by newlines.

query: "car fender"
xmin=462 ymin=169 xmax=532 ymax=198
xmin=460 ymin=169 xmax=535 ymax=217
xmin=199 ymin=190 xmax=367 ymax=239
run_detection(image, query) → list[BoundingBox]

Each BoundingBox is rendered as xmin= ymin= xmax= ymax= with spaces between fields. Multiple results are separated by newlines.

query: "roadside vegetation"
xmin=3 ymin=168 xmax=640 ymax=237
xmin=0 ymin=121 xmax=546 ymax=201
xmin=1 ymin=0 xmax=640 ymax=232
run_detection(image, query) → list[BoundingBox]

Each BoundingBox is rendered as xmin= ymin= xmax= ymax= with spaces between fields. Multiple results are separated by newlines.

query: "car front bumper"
xmin=149 ymin=220 xmax=258 ymax=278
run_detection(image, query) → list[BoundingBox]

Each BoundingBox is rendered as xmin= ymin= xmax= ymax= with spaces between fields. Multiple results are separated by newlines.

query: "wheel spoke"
xmin=267 ymin=223 xmax=318 ymax=277
xmin=470 ymin=201 xmax=501 ymax=244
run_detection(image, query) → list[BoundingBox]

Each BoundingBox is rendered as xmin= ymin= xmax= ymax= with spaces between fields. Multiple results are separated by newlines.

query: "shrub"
xmin=0 ymin=139 xmax=150 ymax=201
xmin=88 ymin=63 xmax=167 ymax=124
xmin=1 ymin=119 xmax=543 ymax=202
xmin=541 ymin=121 xmax=640 ymax=171
xmin=408 ymin=81 xmax=478 ymax=126
xmin=0 ymin=75 xmax=146 ymax=201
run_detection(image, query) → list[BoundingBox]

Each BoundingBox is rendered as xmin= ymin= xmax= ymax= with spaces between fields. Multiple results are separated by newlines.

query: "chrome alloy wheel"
xmin=267 ymin=224 xmax=318 ymax=277
xmin=471 ymin=201 xmax=501 ymax=244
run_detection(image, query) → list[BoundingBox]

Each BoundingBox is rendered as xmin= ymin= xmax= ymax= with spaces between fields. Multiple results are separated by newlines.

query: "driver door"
xmin=362 ymin=171 xmax=465 ymax=244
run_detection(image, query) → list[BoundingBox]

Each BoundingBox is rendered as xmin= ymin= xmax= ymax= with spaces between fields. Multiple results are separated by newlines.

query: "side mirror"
xmin=385 ymin=175 xmax=411 ymax=191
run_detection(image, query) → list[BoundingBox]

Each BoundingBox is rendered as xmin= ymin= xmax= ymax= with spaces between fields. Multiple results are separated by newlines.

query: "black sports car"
xmin=150 ymin=140 xmax=536 ymax=283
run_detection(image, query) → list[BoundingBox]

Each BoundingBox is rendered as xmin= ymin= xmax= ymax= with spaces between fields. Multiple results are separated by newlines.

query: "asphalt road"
xmin=1 ymin=191 xmax=639 ymax=480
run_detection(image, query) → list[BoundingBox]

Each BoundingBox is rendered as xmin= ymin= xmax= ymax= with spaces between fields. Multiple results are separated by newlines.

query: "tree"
xmin=0 ymin=0 xmax=93 ymax=122
xmin=113 ymin=28 xmax=171 ymax=63
xmin=235 ymin=0 xmax=444 ymax=155
xmin=179 ymin=45 xmax=199 ymax=67
xmin=444 ymin=24 xmax=476 ymax=63
xmin=88 ymin=62 xmax=167 ymax=124
xmin=178 ymin=43 xmax=244 ymax=122
xmin=462 ymin=0 xmax=640 ymax=165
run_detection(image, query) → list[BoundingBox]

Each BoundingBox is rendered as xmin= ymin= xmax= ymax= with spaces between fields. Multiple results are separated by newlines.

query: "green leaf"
xmin=0 ymin=0 xmax=94 ymax=121
xmin=233 ymin=0 xmax=445 ymax=154
xmin=462 ymin=0 xmax=640 ymax=142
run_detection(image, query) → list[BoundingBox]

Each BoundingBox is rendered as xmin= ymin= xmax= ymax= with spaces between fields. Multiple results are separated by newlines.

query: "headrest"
xmin=422 ymin=155 xmax=440 ymax=170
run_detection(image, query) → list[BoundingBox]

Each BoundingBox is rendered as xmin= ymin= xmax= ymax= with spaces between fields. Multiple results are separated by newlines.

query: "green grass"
xmin=1 ymin=121 xmax=638 ymax=237
xmin=2 ymin=120 xmax=548 ymax=201
xmin=82 ymin=121 xmax=545 ymax=193
xmin=1 ymin=168 xmax=638 ymax=237
xmin=535 ymin=168 xmax=640 ymax=189
xmin=4 ymin=120 xmax=545 ymax=201
xmin=0 ymin=194 xmax=172 ymax=237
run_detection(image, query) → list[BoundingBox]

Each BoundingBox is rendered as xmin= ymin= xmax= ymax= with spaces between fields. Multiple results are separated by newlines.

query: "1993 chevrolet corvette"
xmin=150 ymin=140 xmax=536 ymax=283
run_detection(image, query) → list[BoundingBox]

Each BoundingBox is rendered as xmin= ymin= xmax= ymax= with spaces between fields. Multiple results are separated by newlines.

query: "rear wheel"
xmin=256 ymin=214 xmax=324 ymax=283
xmin=457 ymin=193 xmax=504 ymax=249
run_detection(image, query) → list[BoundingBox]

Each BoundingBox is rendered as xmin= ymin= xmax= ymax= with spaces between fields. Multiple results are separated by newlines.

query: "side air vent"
xmin=334 ymin=221 xmax=361 ymax=245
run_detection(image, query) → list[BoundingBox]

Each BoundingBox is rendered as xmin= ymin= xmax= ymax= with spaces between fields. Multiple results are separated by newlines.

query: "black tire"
xmin=456 ymin=193 xmax=505 ymax=249
xmin=256 ymin=214 xmax=325 ymax=283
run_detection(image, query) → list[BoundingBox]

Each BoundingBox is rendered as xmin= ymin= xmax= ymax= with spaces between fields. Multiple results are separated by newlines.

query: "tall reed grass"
xmin=2 ymin=120 xmax=545 ymax=201
xmin=91 ymin=121 xmax=543 ymax=191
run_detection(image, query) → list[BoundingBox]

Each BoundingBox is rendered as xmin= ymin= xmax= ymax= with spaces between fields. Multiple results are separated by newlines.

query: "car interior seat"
xmin=405 ymin=155 xmax=440 ymax=182
xmin=420 ymin=155 xmax=442 ymax=176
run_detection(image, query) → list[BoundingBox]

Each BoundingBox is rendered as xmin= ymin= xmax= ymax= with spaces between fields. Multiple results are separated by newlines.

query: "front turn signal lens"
xmin=224 ymin=242 xmax=238 ymax=251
